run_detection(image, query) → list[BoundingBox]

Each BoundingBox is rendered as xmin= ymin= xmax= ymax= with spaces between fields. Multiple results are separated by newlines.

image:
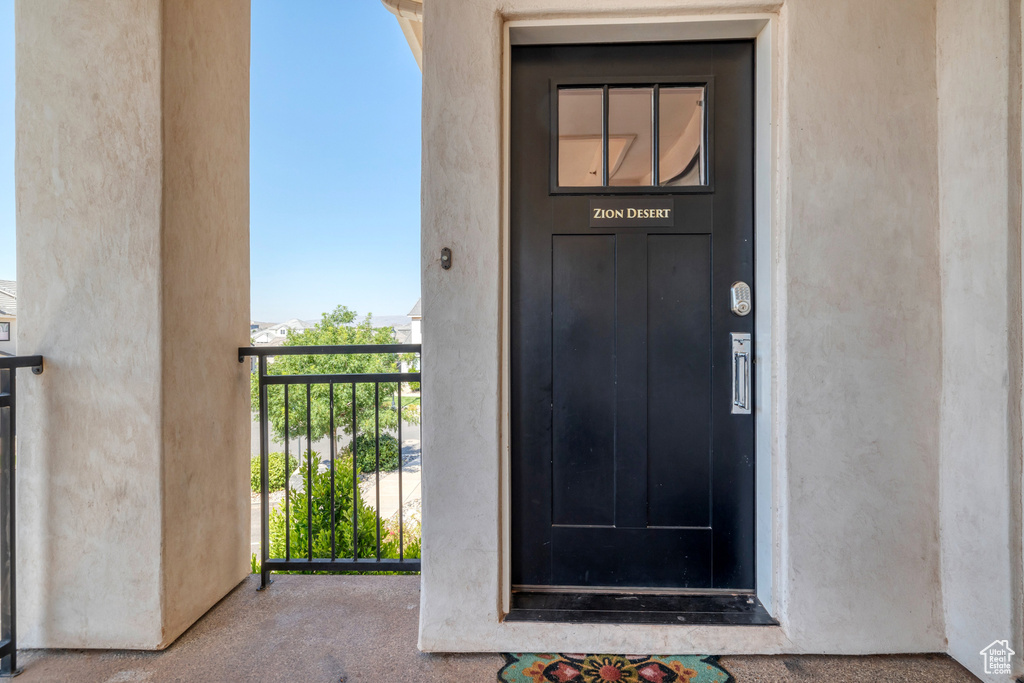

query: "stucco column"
xmin=937 ymin=1 xmax=1024 ymax=679
xmin=15 ymin=0 xmax=251 ymax=648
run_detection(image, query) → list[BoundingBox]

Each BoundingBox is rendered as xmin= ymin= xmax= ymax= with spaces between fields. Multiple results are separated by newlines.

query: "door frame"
xmin=499 ymin=13 xmax=781 ymax=618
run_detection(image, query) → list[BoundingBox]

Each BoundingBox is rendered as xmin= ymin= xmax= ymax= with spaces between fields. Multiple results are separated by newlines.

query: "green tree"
xmin=250 ymin=452 xmax=299 ymax=492
xmin=251 ymin=306 xmax=419 ymax=470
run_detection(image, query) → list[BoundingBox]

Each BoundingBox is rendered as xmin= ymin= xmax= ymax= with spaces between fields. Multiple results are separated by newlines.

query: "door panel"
xmin=551 ymin=527 xmax=712 ymax=587
xmin=511 ymin=41 xmax=755 ymax=591
xmin=647 ymin=234 xmax=712 ymax=529
xmin=551 ymin=235 xmax=616 ymax=527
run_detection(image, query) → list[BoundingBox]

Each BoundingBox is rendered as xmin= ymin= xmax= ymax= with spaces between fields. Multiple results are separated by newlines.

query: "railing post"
xmin=398 ymin=377 xmax=403 ymax=560
xmin=0 ymin=365 xmax=15 ymax=676
xmin=0 ymin=356 xmax=41 ymax=677
xmin=258 ymin=355 xmax=272 ymax=591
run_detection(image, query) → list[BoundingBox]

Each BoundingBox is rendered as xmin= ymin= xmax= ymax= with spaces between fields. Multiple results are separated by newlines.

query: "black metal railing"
xmin=239 ymin=344 xmax=420 ymax=588
xmin=0 ymin=355 xmax=43 ymax=676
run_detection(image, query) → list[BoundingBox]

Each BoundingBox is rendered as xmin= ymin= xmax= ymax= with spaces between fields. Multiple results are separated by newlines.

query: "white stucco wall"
xmin=16 ymin=0 xmax=165 ymax=647
xmin=16 ymin=0 xmax=250 ymax=648
xmin=937 ymin=2 xmax=1024 ymax=680
xmin=159 ymin=0 xmax=251 ymax=645
xmin=419 ymin=0 xmax=1015 ymax=674
xmin=780 ymin=0 xmax=944 ymax=652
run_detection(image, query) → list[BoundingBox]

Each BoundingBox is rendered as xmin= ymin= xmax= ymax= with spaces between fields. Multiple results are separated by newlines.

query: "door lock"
xmin=731 ymin=281 xmax=752 ymax=316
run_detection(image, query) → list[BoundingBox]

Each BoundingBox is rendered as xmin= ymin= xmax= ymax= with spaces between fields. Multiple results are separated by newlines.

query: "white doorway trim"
xmin=499 ymin=12 xmax=781 ymax=618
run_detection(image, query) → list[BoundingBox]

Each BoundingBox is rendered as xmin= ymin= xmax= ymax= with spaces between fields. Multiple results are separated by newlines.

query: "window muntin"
xmin=556 ymin=83 xmax=707 ymax=189
xmin=0 ymin=322 xmax=8 ymax=342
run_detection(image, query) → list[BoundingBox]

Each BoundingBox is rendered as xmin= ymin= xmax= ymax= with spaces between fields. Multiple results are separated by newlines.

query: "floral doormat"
xmin=498 ymin=653 xmax=733 ymax=683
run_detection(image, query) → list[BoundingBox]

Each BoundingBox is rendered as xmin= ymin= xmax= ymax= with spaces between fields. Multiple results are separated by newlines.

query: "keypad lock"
xmin=731 ymin=281 xmax=752 ymax=316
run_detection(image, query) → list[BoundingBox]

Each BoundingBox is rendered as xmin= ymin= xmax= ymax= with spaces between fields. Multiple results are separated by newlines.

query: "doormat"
xmin=498 ymin=653 xmax=733 ymax=683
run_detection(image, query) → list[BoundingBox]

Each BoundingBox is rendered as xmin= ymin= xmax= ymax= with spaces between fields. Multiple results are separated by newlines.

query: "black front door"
xmin=510 ymin=41 xmax=755 ymax=591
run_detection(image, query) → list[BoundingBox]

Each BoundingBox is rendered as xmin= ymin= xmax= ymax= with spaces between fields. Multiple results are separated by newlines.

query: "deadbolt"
xmin=731 ymin=281 xmax=752 ymax=316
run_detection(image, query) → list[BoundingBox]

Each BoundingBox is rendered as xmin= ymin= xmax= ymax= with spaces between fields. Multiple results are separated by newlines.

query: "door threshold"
xmin=505 ymin=590 xmax=778 ymax=626
xmin=514 ymin=584 xmax=748 ymax=596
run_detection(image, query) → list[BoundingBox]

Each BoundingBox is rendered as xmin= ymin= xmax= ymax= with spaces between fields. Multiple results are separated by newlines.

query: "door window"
xmin=659 ymin=86 xmax=706 ymax=186
xmin=556 ymin=88 xmax=604 ymax=187
xmin=607 ymin=87 xmax=654 ymax=187
xmin=556 ymin=84 xmax=707 ymax=189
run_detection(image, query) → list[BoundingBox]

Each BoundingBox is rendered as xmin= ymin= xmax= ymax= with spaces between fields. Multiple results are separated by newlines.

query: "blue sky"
xmin=0 ymin=1 xmax=11 ymax=285
xmin=0 ymin=2 xmax=423 ymax=322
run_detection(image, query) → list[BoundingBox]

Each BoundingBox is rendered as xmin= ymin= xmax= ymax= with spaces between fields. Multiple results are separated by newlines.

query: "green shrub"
xmin=344 ymin=433 xmax=401 ymax=473
xmin=383 ymin=518 xmax=422 ymax=560
xmin=267 ymin=454 xmax=420 ymax=572
xmin=250 ymin=452 xmax=299 ymax=492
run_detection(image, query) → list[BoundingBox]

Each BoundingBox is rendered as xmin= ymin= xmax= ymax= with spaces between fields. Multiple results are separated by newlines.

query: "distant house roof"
xmin=256 ymin=335 xmax=288 ymax=347
xmin=0 ymin=280 xmax=16 ymax=316
xmin=393 ymin=323 xmax=413 ymax=344
xmin=408 ymin=298 xmax=421 ymax=318
xmin=249 ymin=311 xmax=416 ymax=345
xmin=250 ymin=318 xmax=314 ymax=346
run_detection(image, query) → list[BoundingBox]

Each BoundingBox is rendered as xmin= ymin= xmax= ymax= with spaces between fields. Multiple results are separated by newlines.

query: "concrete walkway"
xmin=17 ymin=576 xmax=980 ymax=682
xmin=18 ymin=576 xmax=499 ymax=683
xmin=359 ymin=440 xmax=421 ymax=525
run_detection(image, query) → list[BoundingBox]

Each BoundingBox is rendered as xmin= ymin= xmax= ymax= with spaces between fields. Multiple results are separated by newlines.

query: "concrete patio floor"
xmin=17 ymin=575 xmax=980 ymax=682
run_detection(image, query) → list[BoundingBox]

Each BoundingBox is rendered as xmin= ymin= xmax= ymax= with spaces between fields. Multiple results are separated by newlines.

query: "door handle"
xmin=731 ymin=333 xmax=751 ymax=415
